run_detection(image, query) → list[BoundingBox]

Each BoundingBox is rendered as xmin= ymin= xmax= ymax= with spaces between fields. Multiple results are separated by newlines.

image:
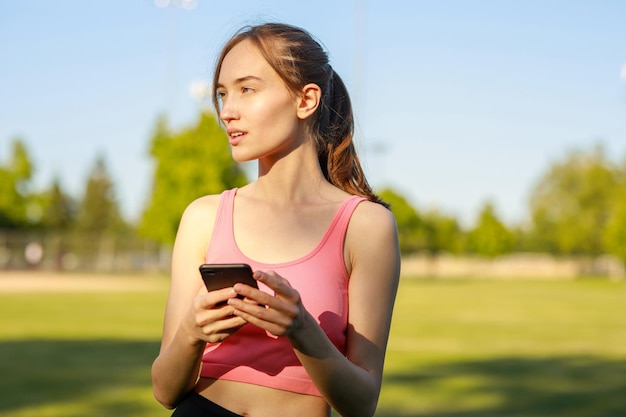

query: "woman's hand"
xmin=187 ymin=286 xmax=249 ymax=344
xmin=227 ymin=270 xmax=308 ymax=337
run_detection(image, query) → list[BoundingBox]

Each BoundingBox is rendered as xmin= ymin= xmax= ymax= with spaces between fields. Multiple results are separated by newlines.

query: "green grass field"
xmin=0 ymin=275 xmax=624 ymax=417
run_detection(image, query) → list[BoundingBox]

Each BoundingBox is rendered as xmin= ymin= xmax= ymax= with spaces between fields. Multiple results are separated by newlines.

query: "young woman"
xmin=151 ymin=23 xmax=400 ymax=417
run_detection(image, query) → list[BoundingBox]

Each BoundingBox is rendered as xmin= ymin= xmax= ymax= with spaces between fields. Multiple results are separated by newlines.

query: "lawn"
xmin=0 ymin=274 xmax=624 ymax=417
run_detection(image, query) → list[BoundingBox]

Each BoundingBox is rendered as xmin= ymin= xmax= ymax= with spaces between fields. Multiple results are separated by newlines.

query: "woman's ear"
xmin=296 ymin=83 xmax=322 ymax=120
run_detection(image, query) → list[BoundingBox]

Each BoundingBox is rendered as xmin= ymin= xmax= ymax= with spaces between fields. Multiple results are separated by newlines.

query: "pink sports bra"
xmin=199 ymin=188 xmax=366 ymax=396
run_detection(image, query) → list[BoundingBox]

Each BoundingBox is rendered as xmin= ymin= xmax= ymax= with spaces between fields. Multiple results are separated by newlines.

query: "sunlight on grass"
xmin=1 ymin=274 xmax=625 ymax=417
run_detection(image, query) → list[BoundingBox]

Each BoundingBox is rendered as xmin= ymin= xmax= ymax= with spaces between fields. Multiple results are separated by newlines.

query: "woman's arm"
xmin=230 ymin=201 xmax=400 ymax=417
xmin=151 ymin=196 xmax=248 ymax=409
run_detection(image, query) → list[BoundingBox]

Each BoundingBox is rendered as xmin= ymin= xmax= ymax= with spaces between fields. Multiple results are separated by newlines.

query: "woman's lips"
xmin=228 ymin=131 xmax=246 ymax=146
xmin=227 ymin=129 xmax=246 ymax=146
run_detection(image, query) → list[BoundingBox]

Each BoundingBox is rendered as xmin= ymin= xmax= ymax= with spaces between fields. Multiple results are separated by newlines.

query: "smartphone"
xmin=199 ymin=263 xmax=258 ymax=293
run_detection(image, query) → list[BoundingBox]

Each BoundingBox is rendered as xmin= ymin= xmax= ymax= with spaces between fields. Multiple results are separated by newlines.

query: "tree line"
xmin=1 ymin=112 xmax=625 ymax=265
xmin=384 ymin=144 xmax=626 ymax=263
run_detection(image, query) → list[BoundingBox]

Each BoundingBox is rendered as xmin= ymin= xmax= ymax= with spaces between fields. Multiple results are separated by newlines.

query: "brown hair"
xmin=212 ymin=23 xmax=388 ymax=208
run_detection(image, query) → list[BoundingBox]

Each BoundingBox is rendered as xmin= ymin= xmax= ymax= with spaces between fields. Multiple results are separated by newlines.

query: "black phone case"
xmin=199 ymin=263 xmax=258 ymax=292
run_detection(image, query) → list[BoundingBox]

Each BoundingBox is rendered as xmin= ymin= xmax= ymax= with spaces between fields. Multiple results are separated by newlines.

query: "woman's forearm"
xmin=289 ymin=313 xmax=380 ymax=417
xmin=151 ymin=325 xmax=205 ymax=409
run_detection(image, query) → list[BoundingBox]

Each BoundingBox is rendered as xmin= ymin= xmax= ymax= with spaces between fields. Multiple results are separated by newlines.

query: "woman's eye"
xmin=242 ymin=87 xmax=254 ymax=93
xmin=215 ymin=92 xmax=225 ymax=111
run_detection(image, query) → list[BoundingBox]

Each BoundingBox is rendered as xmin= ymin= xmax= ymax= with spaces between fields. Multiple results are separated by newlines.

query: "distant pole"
xmin=619 ymin=64 xmax=626 ymax=103
xmin=166 ymin=6 xmax=177 ymax=118
xmin=352 ymin=1 xmax=368 ymax=161
xmin=154 ymin=0 xmax=199 ymax=118
xmin=352 ymin=1 xmax=390 ymax=184
xmin=352 ymin=0 xmax=366 ymax=118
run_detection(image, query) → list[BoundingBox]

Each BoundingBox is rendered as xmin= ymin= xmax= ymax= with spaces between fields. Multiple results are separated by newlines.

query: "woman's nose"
xmin=220 ymin=98 xmax=239 ymax=122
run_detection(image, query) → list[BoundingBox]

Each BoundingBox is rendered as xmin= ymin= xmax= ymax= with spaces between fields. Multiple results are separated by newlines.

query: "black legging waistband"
xmin=170 ymin=391 xmax=244 ymax=417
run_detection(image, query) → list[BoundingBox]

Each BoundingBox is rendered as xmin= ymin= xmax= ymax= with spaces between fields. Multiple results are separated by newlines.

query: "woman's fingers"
xmin=196 ymin=286 xmax=237 ymax=308
xmin=229 ymin=271 xmax=303 ymax=337
xmin=191 ymin=287 xmax=248 ymax=343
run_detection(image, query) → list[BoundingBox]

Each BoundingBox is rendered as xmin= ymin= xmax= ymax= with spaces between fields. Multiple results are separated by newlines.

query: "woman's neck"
xmin=249 ymin=145 xmax=335 ymax=205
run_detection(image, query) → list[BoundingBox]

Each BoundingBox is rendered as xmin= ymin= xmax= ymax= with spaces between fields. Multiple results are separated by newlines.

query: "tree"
xmin=467 ymin=201 xmax=514 ymax=257
xmin=422 ymin=209 xmax=465 ymax=255
xmin=379 ymin=188 xmax=425 ymax=254
xmin=603 ymin=196 xmax=626 ymax=263
xmin=41 ymin=177 xmax=76 ymax=230
xmin=0 ymin=138 xmax=34 ymax=228
xmin=75 ymin=155 xmax=127 ymax=234
xmin=602 ymin=157 xmax=626 ymax=263
xmin=139 ymin=112 xmax=248 ymax=244
xmin=529 ymin=144 xmax=617 ymax=256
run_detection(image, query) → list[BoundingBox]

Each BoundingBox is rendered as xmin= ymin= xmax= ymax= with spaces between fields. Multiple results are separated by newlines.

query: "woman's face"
xmin=216 ymin=40 xmax=303 ymax=163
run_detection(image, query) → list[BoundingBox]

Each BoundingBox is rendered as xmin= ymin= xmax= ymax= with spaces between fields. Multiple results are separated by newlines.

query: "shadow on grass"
xmin=377 ymin=356 xmax=626 ymax=417
xmin=0 ymin=339 xmax=163 ymax=415
xmin=2 ymin=340 xmax=625 ymax=417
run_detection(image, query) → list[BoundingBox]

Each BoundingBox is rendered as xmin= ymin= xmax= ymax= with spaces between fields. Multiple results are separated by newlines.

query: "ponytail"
xmin=315 ymin=70 xmax=389 ymax=209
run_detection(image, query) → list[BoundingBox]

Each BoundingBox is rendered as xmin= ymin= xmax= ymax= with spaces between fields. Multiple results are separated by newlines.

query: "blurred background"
xmin=1 ymin=0 xmax=625 ymax=274
xmin=1 ymin=2 xmax=626 ymax=416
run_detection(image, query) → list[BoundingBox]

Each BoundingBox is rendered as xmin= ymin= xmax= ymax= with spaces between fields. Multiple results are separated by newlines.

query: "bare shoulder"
xmin=180 ymin=194 xmax=222 ymax=225
xmin=348 ymin=200 xmax=398 ymax=238
xmin=345 ymin=200 xmax=400 ymax=270
xmin=173 ymin=194 xmax=223 ymax=256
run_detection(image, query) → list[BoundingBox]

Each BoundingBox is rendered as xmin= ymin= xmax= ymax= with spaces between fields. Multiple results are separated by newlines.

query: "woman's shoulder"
xmin=184 ymin=193 xmax=222 ymax=215
xmin=172 ymin=193 xmax=226 ymax=259
xmin=351 ymin=199 xmax=396 ymax=229
xmin=186 ymin=193 xmax=223 ymax=212
xmin=347 ymin=199 xmax=398 ymax=249
xmin=345 ymin=199 xmax=400 ymax=278
xmin=177 ymin=193 xmax=224 ymax=233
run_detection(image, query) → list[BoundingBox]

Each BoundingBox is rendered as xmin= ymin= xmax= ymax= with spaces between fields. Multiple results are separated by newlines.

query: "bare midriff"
xmin=195 ymin=377 xmax=330 ymax=417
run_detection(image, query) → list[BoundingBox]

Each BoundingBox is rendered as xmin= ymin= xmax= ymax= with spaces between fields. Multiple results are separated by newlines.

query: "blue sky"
xmin=1 ymin=0 xmax=625 ymax=226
